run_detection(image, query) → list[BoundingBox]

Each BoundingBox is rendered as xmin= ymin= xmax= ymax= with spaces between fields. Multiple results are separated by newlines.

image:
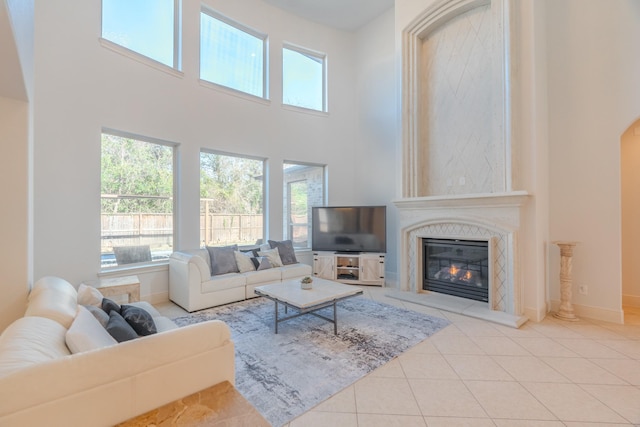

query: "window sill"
xmin=198 ymin=79 xmax=271 ymax=106
xmin=99 ymin=261 xmax=168 ymax=277
xmin=99 ymin=38 xmax=184 ymax=79
xmin=282 ymin=103 xmax=329 ymax=117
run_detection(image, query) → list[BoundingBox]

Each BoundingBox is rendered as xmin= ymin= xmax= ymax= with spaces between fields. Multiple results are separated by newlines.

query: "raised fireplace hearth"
xmin=423 ymin=238 xmax=489 ymax=302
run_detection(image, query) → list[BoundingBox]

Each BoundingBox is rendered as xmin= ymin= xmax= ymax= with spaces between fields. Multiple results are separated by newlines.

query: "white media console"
xmin=312 ymin=252 xmax=385 ymax=286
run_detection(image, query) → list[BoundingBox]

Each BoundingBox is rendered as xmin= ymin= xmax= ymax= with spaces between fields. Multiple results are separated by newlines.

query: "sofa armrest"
xmin=0 ymin=320 xmax=234 ymax=427
xmin=170 ymin=250 xmax=210 ymax=283
xmin=169 ymin=250 xmax=211 ymax=311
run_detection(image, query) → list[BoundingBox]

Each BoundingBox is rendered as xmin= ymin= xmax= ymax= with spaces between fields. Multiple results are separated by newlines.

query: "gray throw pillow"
xmin=101 ymin=298 xmax=121 ymax=315
xmin=106 ymin=311 xmax=139 ymax=342
xmin=206 ymin=244 xmax=239 ymax=276
xmin=121 ymin=305 xmax=157 ymax=336
xmin=251 ymin=256 xmax=272 ymax=271
xmin=268 ymin=240 xmax=298 ymax=265
xmin=83 ymin=304 xmax=109 ymax=328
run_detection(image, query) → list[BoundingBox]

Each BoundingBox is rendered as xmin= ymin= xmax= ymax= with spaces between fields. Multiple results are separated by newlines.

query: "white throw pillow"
xmin=234 ymin=251 xmax=256 ymax=273
xmin=258 ymin=248 xmax=283 ymax=268
xmin=77 ymin=283 xmax=104 ymax=307
xmin=65 ymin=306 xmax=117 ymax=353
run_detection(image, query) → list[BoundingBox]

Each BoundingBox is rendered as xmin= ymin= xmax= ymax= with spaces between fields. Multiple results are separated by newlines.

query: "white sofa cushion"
xmin=0 ymin=317 xmax=71 ymax=378
xmin=243 ymin=268 xmax=281 ymax=285
xmin=154 ymin=316 xmax=179 ymax=333
xmin=202 ymin=273 xmax=246 ymax=293
xmin=25 ymin=276 xmax=78 ymax=328
xmin=280 ymin=263 xmax=313 ymax=280
xmin=65 ymin=306 xmax=117 ymax=353
xmin=77 ymin=283 xmax=104 ymax=307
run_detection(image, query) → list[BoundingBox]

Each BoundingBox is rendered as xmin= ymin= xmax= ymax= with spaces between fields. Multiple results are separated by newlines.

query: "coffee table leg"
xmin=333 ymin=301 xmax=337 ymax=335
xmin=275 ymin=301 xmax=279 ymax=334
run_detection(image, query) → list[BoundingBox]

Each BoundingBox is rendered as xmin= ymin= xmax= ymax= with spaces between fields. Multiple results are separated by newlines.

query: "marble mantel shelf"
xmin=393 ymin=191 xmax=530 ymax=210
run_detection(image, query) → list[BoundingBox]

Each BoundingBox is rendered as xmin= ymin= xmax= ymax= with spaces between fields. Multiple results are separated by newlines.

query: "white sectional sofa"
xmin=169 ymin=248 xmax=312 ymax=312
xmin=0 ymin=276 xmax=234 ymax=427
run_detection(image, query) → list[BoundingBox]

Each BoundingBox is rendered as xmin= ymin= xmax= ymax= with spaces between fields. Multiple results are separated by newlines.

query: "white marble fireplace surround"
xmin=390 ymin=0 xmax=532 ymax=327
xmin=393 ymin=192 xmax=529 ymax=328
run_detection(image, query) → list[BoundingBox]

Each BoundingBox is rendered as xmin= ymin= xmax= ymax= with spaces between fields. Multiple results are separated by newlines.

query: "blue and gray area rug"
xmin=173 ymin=296 xmax=449 ymax=426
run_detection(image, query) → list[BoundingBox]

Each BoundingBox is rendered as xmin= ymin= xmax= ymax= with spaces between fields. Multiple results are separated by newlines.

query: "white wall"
xmin=512 ymin=0 xmax=550 ymax=321
xmin=546 ymin=0 xmax=640 ymax=322
xmin=354 ymin=8 xmax=398 ymax=283
xmin=31 ymin=0 xmax=400 ymax=300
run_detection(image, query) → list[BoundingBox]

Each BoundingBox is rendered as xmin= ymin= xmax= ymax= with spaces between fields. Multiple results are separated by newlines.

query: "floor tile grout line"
xmin=575 ymin=382 xmax=638 ymax=425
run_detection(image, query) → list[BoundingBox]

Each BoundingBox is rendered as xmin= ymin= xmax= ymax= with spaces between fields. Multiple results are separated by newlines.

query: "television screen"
xmin=312 ymin=206 xmax=386 ymax=253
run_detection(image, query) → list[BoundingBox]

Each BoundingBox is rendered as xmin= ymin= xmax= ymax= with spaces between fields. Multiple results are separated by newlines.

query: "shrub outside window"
xmin=101 ymin=0 xmax=181 ymax=69
xmin=101 ymin=132 xmax=175 ymax=268
xmin=283 ymin=162 xmax=326 ymax=248
xmin=282 ymin=45 xmax=326 ymax=112
xmin=200 ymin=151 xmax=265 ymax=247
xmin=200 ymin=9 xmax=267 ymax=98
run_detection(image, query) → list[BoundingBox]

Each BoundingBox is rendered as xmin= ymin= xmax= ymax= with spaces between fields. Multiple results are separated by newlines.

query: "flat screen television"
xmin=312 ymin=206 xmax=386 ymax=253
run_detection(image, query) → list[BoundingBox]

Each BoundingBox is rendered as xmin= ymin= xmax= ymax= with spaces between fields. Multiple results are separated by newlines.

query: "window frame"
xmin=199 ymin=7 xmax=269 ymax=100
xmin=100 ymin=0 xmax=183 ymax=73
xmin=199 ymin=149 xmax=267 ymax=248
xmin=100 ymin=128 xmax=178 ymax=271
xmin=282 ymin=43 xmax=327 ymax=113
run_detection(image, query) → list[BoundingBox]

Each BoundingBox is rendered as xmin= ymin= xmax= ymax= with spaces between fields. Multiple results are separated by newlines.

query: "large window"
xmin=101 ymin=0 xmax=181 ymax=69
xmin=200 ymin=151 xmax=265 ymax=247
xmin=283 ymin=162 xmax=326 ymax=248
xmin=282 ymin=45 xmax=326 ymax=112
xmin=200 ymin=9 xmax=267 ymax=98
xmin=101 ymin=132 xmax=175 ymax=268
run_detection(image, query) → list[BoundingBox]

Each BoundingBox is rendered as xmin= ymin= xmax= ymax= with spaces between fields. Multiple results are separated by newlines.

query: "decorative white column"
xmin=553 ymin=241 xmax=579 ymax=321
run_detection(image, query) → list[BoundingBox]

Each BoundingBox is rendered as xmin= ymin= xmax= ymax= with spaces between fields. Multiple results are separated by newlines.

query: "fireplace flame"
xmin=449 ymin=265 xmax=459 ymax=276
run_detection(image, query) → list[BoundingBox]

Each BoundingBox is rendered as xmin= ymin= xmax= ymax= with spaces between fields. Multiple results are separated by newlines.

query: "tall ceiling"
xmin=262 ymin=0 xmax=394 ymax=32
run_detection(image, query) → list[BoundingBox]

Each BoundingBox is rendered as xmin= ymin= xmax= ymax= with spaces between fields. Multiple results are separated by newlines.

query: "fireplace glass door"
xmin=423 ymin=238 xmax=489 ymax=302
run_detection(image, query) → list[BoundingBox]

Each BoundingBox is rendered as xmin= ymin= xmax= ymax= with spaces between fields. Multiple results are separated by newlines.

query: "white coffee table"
xmin=254 ymin=277 xmax=363 ymax=334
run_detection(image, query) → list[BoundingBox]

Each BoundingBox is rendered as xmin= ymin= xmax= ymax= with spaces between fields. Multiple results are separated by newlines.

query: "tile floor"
xmin=157 ymin=290 xmax=640 ymax=427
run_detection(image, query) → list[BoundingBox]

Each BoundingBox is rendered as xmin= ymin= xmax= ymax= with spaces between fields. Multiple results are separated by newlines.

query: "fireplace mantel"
xmin=393 ymin=191 xmax=531 ymax=327
xmin=394 ymin=191 xmax=530 ymax=210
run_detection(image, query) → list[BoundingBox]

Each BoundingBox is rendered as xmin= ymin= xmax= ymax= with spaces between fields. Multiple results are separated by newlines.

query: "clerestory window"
xmin=200 ymin=8 xmax=268 ymax=99
xmin=101 ymin=0 xmax=181 ymax=70
xmin=282 ymin=44 xmax=326 ymax=112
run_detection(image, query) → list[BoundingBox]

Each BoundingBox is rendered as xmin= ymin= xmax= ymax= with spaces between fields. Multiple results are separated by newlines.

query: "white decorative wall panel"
xmin=420 ymin=4 xmax=494 ymax=196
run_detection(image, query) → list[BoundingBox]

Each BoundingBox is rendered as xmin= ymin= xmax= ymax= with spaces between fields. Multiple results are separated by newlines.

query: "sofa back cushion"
xmin=0 ymin=316 xmax=71 ymax=378
xmin=25 ymin=276 xmax=78 ymax=328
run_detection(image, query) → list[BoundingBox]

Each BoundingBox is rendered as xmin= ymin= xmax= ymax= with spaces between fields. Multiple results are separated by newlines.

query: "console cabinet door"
xmin=360 ymin=255 xmax=385 ymax=285
xmin=313 ymin=253 xmax=335 ymax=279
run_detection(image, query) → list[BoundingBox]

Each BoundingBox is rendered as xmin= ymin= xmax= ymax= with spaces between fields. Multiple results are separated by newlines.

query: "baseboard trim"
xmin=622 ymin=294 xmax=640 ymax=308
xmin=145 ymin=291 xmax=169 ymax=305
xmin=549 ymin=300 xmax=624 ymax=324
xmin=524 ymin=304 xmax=547 ymax=322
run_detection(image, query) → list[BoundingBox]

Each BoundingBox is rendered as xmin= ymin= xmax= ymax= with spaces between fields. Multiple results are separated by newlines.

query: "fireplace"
xmin=423 ymin=238 xmax=489 ymax=302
